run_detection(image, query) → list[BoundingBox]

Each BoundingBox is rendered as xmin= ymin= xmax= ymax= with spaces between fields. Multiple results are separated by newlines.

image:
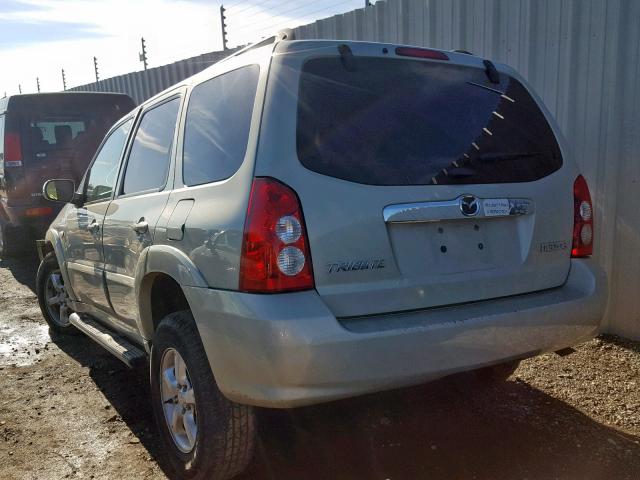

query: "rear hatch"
xmin=8 ymin=94 xmax=134 ymax=204
xmin=257 ymin=41 xmax=574 ymax=318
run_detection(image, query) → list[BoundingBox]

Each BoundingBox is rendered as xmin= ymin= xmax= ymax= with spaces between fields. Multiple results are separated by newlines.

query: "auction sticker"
xmin=483 ymin=198 xmax=510 ymax=216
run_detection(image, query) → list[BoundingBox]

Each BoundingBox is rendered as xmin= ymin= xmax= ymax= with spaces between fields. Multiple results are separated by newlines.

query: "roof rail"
xmin=218 ymin=28 xmax=296 ymax=65
xmin=218 ymin=36 xmax=275 ymax=64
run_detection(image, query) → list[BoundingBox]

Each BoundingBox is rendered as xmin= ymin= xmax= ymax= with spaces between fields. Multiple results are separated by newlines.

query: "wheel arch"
xmin=37 ymin=237 xmax=55 ymax=261
xmin=136 ymin=245 xmax=209 ymax=340
xmin=43 ymin=228 xmax=78 ymax=301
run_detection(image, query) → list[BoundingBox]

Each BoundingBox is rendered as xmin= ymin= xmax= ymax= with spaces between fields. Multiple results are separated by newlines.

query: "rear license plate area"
xmin=388 ymin=218 xmax=525 ymax=276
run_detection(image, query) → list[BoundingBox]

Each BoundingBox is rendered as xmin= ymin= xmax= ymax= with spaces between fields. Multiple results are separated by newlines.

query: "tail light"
xmin=240 ymin=177 xmax=314 ymax=293
xmin=25 ymin=207 xmax=53 ymax=217
xmin=572 ymin=175 xmax=593 ymax=257
xmin=4 ymin=133 xmax=23 ymax=166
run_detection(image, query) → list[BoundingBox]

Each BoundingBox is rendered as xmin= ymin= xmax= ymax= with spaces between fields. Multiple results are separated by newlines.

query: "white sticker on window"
xmin=483 ymin=198 xmax=510 ymax=216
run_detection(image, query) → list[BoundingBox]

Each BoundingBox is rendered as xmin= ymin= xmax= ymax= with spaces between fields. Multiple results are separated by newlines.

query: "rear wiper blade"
xmin=477 ymin=152 xmax=542 ymax=162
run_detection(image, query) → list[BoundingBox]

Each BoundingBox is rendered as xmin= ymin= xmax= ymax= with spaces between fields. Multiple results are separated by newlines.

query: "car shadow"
xmin=0 ymin=252 xmax=40 ymax=293
xmin=51 ymin=333 xmax=640 ymax=480
xmin=602 ymin=333 xmax=640 ymax=355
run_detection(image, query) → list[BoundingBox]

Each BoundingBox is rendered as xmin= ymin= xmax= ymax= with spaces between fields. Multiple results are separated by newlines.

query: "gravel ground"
xmin=0 ymin=255 xmax=639 ymax=479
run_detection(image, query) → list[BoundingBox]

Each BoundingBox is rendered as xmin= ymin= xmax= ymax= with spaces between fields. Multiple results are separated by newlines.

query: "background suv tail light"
xmin=240 ymin=177 xmax=314 ymax=293
xmin=572 ymin=175 xmax=594 ymax=257
xmin=4 ymin=132 xmax=23 ymax=164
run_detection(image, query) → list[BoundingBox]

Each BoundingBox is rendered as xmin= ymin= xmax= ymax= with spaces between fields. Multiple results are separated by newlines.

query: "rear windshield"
xmin=296 ymin=56 xmax=562 ymax=186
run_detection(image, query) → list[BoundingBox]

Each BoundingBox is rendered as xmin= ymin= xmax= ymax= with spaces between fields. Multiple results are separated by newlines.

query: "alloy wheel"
xmin=44 ymin=270 xmax=70 ymax=327
xmin=160 ymin=348 xmax=198 ymax=453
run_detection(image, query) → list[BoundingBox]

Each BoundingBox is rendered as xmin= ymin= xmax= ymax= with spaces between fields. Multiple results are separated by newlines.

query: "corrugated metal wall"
xmin=71 ymin=0 xmax=640 ymax=338
xmin=295 ymin=0 xmax=640 ymax=339
xmin=70 ymin=48 xmax=238 ymax=104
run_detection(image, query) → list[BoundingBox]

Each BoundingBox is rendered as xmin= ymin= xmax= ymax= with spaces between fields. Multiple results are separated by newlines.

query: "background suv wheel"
xmin=150 ymin=310 xmax=256 ymax=480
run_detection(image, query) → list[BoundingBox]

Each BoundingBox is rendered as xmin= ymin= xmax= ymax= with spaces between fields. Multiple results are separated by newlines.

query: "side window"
xmin=85 ymin=119 xmax=133 ymax=203
xmin=183 ymin=65 xmax=259 ymax=186
xmin=122 ymin=98 xmax=181 ymax=195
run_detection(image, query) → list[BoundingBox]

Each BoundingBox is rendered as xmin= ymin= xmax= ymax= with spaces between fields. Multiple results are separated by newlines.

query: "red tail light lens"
xmin=572 ymin=175 xmax=593 ymax=257
xmin=25 ymin=207 xmax=53 ymax=217
xmin=4 ymin=133 xmax=23 ymax=164
xmin=395 ymin=47 xmax=449 ymax=61
xmin=240 ymin=177 xmax=314 ymax=293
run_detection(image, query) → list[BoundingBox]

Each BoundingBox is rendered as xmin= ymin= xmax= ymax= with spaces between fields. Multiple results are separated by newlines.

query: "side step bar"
xmin=69 ymin=313 xmax=146 ymax=368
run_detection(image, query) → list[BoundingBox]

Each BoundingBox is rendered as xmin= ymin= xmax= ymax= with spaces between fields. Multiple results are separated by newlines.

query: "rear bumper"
xmin=2 ymin=204 xmax=57 ymax=234
xmin=184 ymin=258 xmax=607 ymax=408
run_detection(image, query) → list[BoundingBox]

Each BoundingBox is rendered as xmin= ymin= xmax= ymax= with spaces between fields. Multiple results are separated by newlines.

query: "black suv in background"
xmin=0 ymin=92 xmax=135 ymax=256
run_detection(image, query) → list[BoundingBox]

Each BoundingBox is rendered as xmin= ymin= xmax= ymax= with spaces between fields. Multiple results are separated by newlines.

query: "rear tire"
xmin=150 ymin=310 xmax=256 ymax=480
xmin=36 ymin=252 xmax=78 ymax=335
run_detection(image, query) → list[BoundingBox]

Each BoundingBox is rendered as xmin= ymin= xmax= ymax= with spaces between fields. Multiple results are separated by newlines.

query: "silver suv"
xmin=37 ymin=38 xmax=607 ymax=479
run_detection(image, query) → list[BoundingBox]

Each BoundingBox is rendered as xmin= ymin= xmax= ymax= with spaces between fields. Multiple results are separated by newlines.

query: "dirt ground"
xmin=0 ymin=255 xmax=639 ymax=480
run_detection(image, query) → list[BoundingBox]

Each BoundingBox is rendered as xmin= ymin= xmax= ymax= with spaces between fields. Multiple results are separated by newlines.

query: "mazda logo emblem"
xmin=460 ymin=195 xmax=480 ymax=217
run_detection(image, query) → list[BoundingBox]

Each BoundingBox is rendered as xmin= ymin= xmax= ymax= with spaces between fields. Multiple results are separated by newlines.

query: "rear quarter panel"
xmin=151 ymin=46 xmax=274 ymax=291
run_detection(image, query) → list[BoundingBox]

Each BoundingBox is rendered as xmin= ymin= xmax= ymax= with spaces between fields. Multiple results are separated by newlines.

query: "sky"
xmin=0 ymin=0 xmax=365 ymax=96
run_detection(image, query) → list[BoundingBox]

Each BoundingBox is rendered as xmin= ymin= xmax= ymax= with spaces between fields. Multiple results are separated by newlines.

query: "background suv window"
xmin=183 ymin=65 xmax=259 ymax=186
xmin=122 ymin=97 xmax=180 ymax=195
xmin=85 ymin=119 xmax=132 ymax=203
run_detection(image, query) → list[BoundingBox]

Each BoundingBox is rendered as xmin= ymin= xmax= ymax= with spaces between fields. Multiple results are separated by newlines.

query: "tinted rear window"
xmin=19 ymin=96 xmax=134 ymax=165
xmin=296 ymin=57 xmax=562 ymax=186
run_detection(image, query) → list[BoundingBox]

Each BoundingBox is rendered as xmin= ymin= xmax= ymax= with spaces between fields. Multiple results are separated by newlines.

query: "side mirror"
xmin=43 ymin=179 xmax=78 ymax=204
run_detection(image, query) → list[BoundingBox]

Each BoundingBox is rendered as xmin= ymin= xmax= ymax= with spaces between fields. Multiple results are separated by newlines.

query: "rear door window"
xmin=296 ymin=56 xmax=562 ymax=186
xmin=183 ymin=65 xmax=259 ymax=186
xmin=121 ymin=98 xmax=181 ymax=195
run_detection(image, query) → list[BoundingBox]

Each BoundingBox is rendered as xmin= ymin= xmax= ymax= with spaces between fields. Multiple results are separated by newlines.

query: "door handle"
xmin=87 ymin=220 xmax=100 ymax=234
xmin=132 ymin=219 xmax=149 ymax=234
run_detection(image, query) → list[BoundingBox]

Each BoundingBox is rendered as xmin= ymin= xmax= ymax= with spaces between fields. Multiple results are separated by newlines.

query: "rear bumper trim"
xmin=337 ymin=284 xmax=562 ymax=322
xmin=339 ymin=283 xmax=578 ymax=333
